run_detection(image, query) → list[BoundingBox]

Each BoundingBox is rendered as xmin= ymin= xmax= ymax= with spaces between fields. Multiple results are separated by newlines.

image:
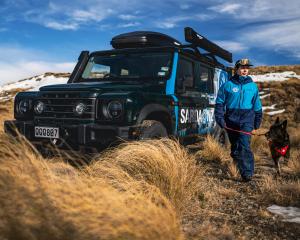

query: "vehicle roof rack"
xmin=110 ymin=27 xmax=232 ymax=64
xmin=183 ymin=27 xmax=232 ymax=63
xmin=111 ymin=31 xmax=181 ymax=49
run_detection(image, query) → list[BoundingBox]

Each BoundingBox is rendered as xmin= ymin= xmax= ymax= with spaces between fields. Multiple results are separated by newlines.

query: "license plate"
xmin=35 ymin=127 xmax=59 ymax=139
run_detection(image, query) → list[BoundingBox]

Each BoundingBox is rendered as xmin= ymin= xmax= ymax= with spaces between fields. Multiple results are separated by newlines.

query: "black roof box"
xmin=111 ymin=31 xmax=181 ymax=49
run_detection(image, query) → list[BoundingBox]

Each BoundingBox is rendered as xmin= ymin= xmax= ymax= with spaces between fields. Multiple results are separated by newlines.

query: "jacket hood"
xmin=230 ymin=74 xmax=253 ymax=85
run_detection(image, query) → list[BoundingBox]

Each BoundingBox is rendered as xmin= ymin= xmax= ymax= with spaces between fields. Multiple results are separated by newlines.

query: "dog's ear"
xmin=282 ymin=120 xmax=288 ymax=129
xmin=275 ymin=117 xmax=280 ymax=124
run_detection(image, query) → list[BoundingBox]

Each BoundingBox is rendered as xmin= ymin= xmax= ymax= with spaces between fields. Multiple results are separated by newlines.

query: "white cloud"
xmin=45 ymin=21 xmax=78 ymax=30
xmin=215 ymin=41 xmax=248 ymax=53
xmin=156 ymin=16 xmax=190 ymax=29
xmin=17 ymin=0 xmax=218 ymax=31
xmin=119 ymin=14 xmax=138 ymax=20
xmin=0 ymin=46 xmax=75 ymax=85
xmin=156 ymin=14 xmax=214 ymax=29
xmin=157 ymin=22 xmax=176 ymax=29
xmin=209 ymin=3 xmax=241 ymax=14
xmin=241 ymin=19 xmax=300 ymax=59
xmin=209 ymin=0 xmax=300 ymax=21
xmin=118 ymin=22 xmax=141 ymax=28
xmin=0 ymin=61 xmax=75 ymax=85
xmin=208 ymin=0 xmax=300 ymax=60
xmin=180 ymin=4 xmax=191 ymax=10
xmin=23 ymin=1 xmax=116 ymax=31
xmin=70 ymin=8 xmax=114 ymax=23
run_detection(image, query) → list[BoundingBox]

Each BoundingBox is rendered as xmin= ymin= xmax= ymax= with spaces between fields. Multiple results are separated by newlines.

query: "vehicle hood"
xmin=39 ymin=81 xmax=154 ymax=92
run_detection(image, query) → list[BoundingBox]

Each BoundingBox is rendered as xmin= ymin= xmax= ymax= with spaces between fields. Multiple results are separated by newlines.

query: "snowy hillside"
xmin=0 ymin=72 xmax=69 ymax=103
xmin=0 ymin=70 xmax=299 ymax=117
xmin=1 ymin=70 xmax=299 ymax=94
xmin=250 ymin=71 xmax=300 ymax=82
xmin=0 ymin=73 xmax=69 ymax=92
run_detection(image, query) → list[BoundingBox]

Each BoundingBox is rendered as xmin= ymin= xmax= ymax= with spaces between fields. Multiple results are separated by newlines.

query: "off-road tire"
xmin=138 ymin=120 xmax=168 ymax=140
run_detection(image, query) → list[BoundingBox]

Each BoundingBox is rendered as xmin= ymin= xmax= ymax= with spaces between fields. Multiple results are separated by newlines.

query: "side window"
xmin=176 ymin=56 xmax=194 ymax=91
xmin=195 ymin=63 xmax=214 ymax=94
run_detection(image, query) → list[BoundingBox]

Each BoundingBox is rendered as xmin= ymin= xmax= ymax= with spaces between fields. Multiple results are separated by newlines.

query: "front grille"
xmin=34 ymin=92 xmax=96 ymax=125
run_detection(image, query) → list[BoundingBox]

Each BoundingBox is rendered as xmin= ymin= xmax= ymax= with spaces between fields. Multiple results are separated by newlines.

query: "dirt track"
xmin=183 ymin=143 xmax=300 ymax=240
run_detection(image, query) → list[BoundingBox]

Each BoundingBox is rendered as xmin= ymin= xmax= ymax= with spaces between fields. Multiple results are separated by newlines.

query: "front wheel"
xmin=138 ymin=120 xmax=168 ymax=140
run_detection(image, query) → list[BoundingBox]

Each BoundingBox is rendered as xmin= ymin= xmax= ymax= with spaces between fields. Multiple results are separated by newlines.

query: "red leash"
xmin=224 ymin=126 xmax=253 ymax=136
xmin=224 ymin=126 xmax=267 ymax=136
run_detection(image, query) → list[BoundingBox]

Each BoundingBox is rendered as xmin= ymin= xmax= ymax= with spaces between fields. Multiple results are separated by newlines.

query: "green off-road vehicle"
xmin=4 ymin=27 xmax=232 ymax=153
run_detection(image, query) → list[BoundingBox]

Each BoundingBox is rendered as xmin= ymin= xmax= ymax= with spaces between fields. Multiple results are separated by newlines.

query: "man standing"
xmin=215 ymin=59 xmax=263 ymax=182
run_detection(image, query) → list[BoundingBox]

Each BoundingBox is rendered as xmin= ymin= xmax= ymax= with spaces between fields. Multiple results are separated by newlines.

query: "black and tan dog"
xmin=265 ymin=117 xmax=290 ymax=175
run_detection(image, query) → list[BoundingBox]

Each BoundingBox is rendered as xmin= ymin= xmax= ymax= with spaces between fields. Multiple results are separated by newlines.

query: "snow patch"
xmin=0 ymin=96 xmax=11 ymax=103
xmin=0 ymin=74 xmax=68 ymax=92
xmin=260 ymin=93 xmax=271 ymax=99
xmin=262 ymin=104 xmax=277 ymax=111
xmin=267 ymin=205 xmax=300 ymax=223
xmin=266 ymin=109 xmax=285 ymax=116
xmin=251 ymin=71 xmax=300 ymax=82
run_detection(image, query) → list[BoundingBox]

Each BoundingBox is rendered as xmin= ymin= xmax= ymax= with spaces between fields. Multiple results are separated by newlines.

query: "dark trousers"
xmin=227 ymin=130 xmax=254 ymax=178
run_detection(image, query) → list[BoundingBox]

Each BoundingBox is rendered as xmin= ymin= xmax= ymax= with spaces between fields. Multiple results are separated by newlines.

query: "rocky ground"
xmin=182 ymin=142 xmax=300 ymax=240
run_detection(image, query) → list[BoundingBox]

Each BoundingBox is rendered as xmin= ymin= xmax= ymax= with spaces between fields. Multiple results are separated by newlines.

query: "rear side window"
xmin=195 ymin=63 xmax=214 ymax=93
xmin=176 ymin=57 xmax=194 ymax=89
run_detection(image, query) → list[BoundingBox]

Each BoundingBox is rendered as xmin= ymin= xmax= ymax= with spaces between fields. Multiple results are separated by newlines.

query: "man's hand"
xmin=251 ymin=129 xmax=258 ymax=135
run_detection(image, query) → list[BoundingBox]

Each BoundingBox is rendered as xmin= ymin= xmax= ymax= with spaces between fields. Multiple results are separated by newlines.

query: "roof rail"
xmin=184 ymin=27 xmax=233 ymax=63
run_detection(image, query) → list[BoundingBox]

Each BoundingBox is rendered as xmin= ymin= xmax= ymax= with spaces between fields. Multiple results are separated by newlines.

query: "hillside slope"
xmin=0 ymin=66 xmax=299 ymax=239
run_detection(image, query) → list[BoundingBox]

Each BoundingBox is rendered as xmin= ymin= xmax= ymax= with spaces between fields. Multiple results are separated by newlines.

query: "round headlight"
xmin=74 ymin=102 xmax=86 ymax=116
xmin=34 ymin=101 xmax=45 ymax=115
xmin=107 ymin=101 xmax=123 ymax=119
xmin=18 ymin=100 xmax=30 ymax=114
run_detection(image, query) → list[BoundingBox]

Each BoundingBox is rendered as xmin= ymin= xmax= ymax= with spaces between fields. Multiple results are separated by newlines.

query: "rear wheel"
xmin=138 ymin=120 xmax=168 ymax=140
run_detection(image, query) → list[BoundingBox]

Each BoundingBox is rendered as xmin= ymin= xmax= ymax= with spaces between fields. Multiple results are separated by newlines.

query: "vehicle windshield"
xmin=81 ymin=51 xmax=173 ymax=82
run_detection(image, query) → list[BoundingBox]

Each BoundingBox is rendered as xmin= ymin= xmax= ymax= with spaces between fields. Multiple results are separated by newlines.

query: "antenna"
xmin=184 ymin=27 xmax=233 ymax=63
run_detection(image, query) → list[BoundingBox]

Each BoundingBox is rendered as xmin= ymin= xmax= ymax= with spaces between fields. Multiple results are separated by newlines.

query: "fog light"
xmin=34 ymin=101 xmax=45 ymax=115
xmin=74 ymin=102 xmax=86 ymax=116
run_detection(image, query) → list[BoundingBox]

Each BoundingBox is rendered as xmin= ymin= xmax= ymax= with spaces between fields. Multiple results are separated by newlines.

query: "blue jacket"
xmin=215 ymin=74 xmax=262 ymax=131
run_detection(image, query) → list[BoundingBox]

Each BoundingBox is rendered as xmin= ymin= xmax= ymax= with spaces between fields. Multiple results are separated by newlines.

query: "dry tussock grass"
xmin=290 ymin=129 xmax=300 ymax=147
xmin=227 ymin=161 xmax=239 ymax=179
xmin=0 ymin=101 xmax=13 ymax=132
xmin=90 ymin=139 xmax=205 ymax=216
xmin=0 ymin=134 xmax=184 ymax=240
xmin=251 ymin=134 xmax=269 ymax=157
xmin=251 ymin=65 xmax=300 ymax=75
xmin=287 ymin=150 xmax=300 ymax=175
xmin=259 ymin=174 xmax=300 ymax=207
xmin=196 ymin=136 xmax=240 ymax=180
xmin=196 ymin=135 xmax=230 ymax=164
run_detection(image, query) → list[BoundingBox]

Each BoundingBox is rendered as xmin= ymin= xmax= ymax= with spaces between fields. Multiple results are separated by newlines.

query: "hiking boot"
xmin=242 ymin=175 xmax=252 ymax=182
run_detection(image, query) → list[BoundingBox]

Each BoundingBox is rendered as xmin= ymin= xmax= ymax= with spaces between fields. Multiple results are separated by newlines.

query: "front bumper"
xmin=4 ymin=120 xmax=135 ymax=150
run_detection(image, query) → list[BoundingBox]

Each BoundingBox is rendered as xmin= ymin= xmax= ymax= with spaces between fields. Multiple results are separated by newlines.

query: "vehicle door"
xmin=194 ymin=62 xmax=217 ymax=134
xmin=175 ymin=54 xmax=208 ymax=137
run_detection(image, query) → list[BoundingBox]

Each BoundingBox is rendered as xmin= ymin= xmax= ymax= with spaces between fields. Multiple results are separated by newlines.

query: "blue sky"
xmin=0 ymin=0 xmax=300 ymax=84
